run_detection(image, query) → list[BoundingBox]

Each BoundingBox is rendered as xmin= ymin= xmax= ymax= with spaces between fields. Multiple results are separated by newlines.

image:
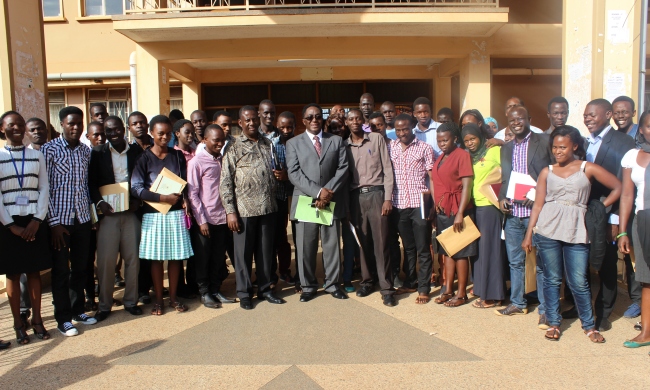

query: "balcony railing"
xmin=125 ymin=0 xmax=499 ymax=13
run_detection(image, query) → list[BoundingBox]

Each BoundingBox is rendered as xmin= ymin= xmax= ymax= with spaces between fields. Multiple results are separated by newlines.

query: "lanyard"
xmin=6 ymin=147 xmax=25 ymax=189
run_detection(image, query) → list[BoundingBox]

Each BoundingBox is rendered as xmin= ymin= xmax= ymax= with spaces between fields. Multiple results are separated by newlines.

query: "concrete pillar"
xmin=562 ymin=0 xmax=597 ymax=132
xmin=459 ymin=46 xmax=491 ymax=118
xmin=0 ymin=0 xmax=48 ymax=120
xmin=182 ymin=82 xmax=200 ymax=115
xmin=135 ymin=44 xmax=170 ymax=119
xmin=602 ymin=0 xmax=640 ymax=107
xmin=562 ymin=0 xmax=641 ymax=134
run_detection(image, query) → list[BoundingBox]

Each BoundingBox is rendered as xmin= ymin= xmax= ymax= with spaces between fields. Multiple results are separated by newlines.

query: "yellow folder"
xmin=436 ymin=215 xmax=481 ymax=257
xmin=99 ymin=182 xmax=130 ymax=213
xmin=144 ymin=167 xmax=187 ymax=215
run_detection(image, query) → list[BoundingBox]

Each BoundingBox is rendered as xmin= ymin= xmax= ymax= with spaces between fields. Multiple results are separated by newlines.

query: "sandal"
xmin=434 ymin=292 xmax=454 ymax=304
xmin=415 ymin=294 xmax=430 ymax=304
xmin=472 ymin=299 xmax=502 ymax=308
xmin=396 ymin=287 xmax=418 ymax=295
xmin=151 ymin=303 xmax=164 ymax=316
xmin=444 ymin=295 xmax=468 ymax=307
xmin=585 ymin=329 xmax=605 ymax=343
xmin=545 ymin=327 xmax=561 ymax=341
xmin=31 ymin=322 xmax=51 ymax=340
xmin=14 ymin=325 xmax=30 ymax=345
xmin=169 ymin=301 xmax=188 ymax=312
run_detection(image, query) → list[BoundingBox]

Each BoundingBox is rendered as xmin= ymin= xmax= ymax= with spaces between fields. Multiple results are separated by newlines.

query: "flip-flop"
xmin=444 ymin=296 xmax=468 ymax=307
xmin=434 ymin=293 xmax=454 ymax=304
xmin=545 ymin=327 xmax=561 ymax=341
xmin=585 ymin=329 xmax=606 ymax=344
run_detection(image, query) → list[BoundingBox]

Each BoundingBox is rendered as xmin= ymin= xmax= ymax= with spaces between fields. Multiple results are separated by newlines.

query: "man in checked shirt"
xmin=42 ymin=106 xmax=97 ymax=337
xmin=389 ymin=114 xmax=436 ymax=305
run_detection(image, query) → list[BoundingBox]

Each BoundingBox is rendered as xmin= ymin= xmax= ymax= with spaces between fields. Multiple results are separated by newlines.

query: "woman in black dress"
xmin=0 ymin=111 xmax=52 ymax=347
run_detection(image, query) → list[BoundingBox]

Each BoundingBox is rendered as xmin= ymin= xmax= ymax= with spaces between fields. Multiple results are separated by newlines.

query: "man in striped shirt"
xmin=42 ymin=106 xmax=97 ymax=337
xmin=390 ymin=114 xmax=436 ymax=304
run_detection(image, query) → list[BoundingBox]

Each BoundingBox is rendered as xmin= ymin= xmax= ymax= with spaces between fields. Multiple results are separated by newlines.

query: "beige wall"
xmin=43 ymin=0 xmax=135 ymax=74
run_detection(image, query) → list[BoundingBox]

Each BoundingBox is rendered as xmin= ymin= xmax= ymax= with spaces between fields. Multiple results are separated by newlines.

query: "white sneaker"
xmin=72 ymin=313 xmax=97 ymax=325
xmin=58 ymin=322 xmax=79 ymax=337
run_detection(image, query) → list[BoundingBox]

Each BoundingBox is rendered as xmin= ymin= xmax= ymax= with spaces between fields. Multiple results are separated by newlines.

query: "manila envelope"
xmin=436 ymin=215 xmax=481 ymax=257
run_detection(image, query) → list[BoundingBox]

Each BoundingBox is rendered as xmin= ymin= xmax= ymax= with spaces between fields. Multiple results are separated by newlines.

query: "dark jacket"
xmin=88 ymin=142 xmax=142 ymax=212
xmin=499 ymin=131 xmax=554 ymax=201
xmin=585 ymin=127 xmax=636 ymax=217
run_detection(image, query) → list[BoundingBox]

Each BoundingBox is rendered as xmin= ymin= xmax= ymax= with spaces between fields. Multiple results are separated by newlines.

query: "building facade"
xmin=1 ymin=0 xmax=649 ymax=134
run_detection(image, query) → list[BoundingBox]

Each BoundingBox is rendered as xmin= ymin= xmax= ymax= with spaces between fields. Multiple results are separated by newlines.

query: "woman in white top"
xmin=618 ymin=109 xmax=650 ymax=352
xmin=0 ymin=111 xmax=51 ymax=347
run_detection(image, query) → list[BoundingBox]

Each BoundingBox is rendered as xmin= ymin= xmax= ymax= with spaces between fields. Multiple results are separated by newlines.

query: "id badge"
xmin=15 ymin=196 xmax=29 ymax=206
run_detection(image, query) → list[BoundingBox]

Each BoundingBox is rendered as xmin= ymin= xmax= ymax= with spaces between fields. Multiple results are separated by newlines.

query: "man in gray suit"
xmin=286 ymin=103 xmax=349 ymax=301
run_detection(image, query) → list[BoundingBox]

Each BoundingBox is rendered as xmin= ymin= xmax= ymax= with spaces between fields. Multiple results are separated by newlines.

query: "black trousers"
xmin=233 ymin=213 xmax=276 ymax=299
xmin=138 ymin=259 xmax=152 ymax=295
xmin=594 ymin=243 xmax=619 ymax=320
xmin=394 ymin=207 xmax=432 ymax=294
xmin=350 ymin=190 xmax=393 ymax=295
xmin=84 ymin=231 xmax=97 ymax=300
xmin=51 ymin=221 xmax=91 ymax=325
xmin=192 ymin=223 xmax=229 ymax=295
xmin=272 ymin=198 xmax=295 ymax=278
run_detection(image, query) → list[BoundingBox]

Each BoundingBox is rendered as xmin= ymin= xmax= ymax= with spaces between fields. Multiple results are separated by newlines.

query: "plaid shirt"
xmin=510 ymin=132 xmax=531 ymax=218
xmin=389 ymin=138 xmax=435 ymax=209
xmin=41 ymin=137 xmax=92 ymax=226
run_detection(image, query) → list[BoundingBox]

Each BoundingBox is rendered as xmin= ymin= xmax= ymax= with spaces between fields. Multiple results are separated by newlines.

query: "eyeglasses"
xmin=305 ymin=115 xmax=323 ymax=122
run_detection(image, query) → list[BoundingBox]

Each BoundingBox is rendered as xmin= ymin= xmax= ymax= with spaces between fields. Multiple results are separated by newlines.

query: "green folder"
xmin=295 ymin=195 xmax=335 ymax=226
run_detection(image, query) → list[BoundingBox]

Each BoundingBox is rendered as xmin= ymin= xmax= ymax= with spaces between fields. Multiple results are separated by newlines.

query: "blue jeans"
xmin=534 ymin=234 xmax=595 ymax=330
xmin=342 ymin=221 xmax=360 ymax=283
xmin=504 ymin=215 xmax=545 ymax=313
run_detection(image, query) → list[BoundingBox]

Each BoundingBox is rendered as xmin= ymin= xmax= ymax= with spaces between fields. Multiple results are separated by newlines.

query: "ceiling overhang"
xmin=113 ymin=8 xmax=509 ymax=42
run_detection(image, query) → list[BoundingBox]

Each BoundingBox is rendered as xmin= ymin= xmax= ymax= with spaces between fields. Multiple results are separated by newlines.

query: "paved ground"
xmin=0 ymin=254 xmax=647 ymax=389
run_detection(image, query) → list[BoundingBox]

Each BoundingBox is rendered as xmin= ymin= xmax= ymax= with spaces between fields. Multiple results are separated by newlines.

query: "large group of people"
xmin=0 ymin=92 xmax=649 ymax=355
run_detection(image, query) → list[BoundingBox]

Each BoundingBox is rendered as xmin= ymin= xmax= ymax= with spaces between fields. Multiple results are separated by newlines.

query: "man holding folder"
xmin=497 ymin=106 xmax=553 ymax=323
xmin=286 ymin=103 xmax=349 ymax=302
xmin=89 ymin=116 xmax=143 ymax=321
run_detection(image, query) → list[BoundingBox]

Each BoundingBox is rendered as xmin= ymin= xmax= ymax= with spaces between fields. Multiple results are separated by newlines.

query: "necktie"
xmin=313 ymin=135 xmax=321 ymax=157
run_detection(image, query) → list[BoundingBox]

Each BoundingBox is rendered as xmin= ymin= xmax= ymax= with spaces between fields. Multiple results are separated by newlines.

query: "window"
xmin=42 ymin=0 xmax=62 ymax=17
xmin=88 ymin=88 xmax=131 ymax=126
xmin=84 ymin=0 xmax=130 ymax=16
xmin=48 ymin=90 xmax=66 ymax=133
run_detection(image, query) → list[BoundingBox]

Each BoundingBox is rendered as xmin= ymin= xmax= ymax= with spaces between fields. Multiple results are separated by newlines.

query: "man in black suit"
xmin=497 ymin=106 xmax=553 ymax=328
xmin=89 ymin=116 xmax=144 ymax=321
xmin=578 ymin=98 xmax=635 ymax=331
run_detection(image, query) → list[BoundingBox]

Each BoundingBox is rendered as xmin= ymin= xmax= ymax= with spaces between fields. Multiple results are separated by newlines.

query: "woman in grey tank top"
xmin=522 ymin=126 xmax=621 ymax=343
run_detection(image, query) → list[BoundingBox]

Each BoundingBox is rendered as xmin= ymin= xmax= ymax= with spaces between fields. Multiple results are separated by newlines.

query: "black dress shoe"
xmin=561 ymin=306 xmax=578 ymax=319
xmin=356 ymin=285 xmax=374 ymax=297
xmin=261 ymin=292 xmax=286 ymax=304
xmin=201 ymin=293 xmax=222 ymax=309
xmin=240 ymin=297 xmax=253 ymax=310
xmin=596 ymin=317 xmax=612 ymax=332
xmin=383 ymin=295 xmax=397 ymax=307
xmin=0 ymin=339 xmax=10 ymax=349
xmin=94 ymin=310 xmax=111 ymax=322
xmin=300 ymin=292 xmax=316 ymax=302
xmin=214 ymin=292 xmax=236 ymax=304
xmin=331 ymin=288 xmax=348 ymax=300
xmin=138 ymin=293 xmax=152 ymax=305
xmin=124 ymin=306 xmax=143 ymax=316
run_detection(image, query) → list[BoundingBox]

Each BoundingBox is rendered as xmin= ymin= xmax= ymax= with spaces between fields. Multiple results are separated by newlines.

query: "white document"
xmin=505 ymin=171 xmax=537 ymax=199
xmin=102 ymin=193 xmax=126 ymax=213
xmin=349 ymin=222 xmax=361 ymax=247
